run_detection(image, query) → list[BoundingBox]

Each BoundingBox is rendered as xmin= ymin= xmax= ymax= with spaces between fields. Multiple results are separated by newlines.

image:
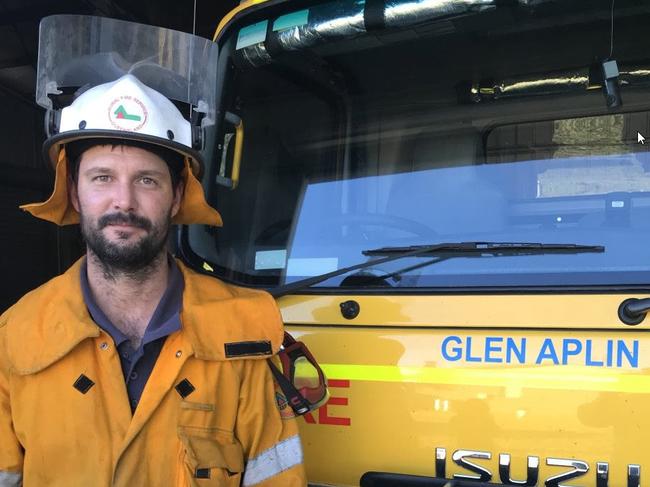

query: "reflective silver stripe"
xmin=242 ymin=435 xmax=303 ymax=486
xmin=0 ymin=471 xmax=22 ymax=487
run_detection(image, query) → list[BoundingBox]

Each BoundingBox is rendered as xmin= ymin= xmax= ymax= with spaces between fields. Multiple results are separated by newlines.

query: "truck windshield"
xmin=185 ymin=0 xmax=650 ymax=290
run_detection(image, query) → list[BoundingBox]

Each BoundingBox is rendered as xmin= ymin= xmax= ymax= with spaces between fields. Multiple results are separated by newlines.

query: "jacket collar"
xmin=3 ymin=258 xmax=283 ymax=375
xmin=4 ymin=259 xmax=100 ymax=375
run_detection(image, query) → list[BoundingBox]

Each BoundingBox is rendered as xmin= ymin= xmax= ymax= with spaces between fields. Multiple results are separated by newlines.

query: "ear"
xmin=69 ymin=175 xmax=80 ymax=212
xmin=171 ymin=181 xmax=183 ymax=218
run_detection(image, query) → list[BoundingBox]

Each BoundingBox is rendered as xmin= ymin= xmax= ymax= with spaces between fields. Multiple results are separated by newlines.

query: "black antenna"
xmin=193 ymin=0 xmax=198 ymax=36
xmin=189 ymin=0 xmax=198 ymax=120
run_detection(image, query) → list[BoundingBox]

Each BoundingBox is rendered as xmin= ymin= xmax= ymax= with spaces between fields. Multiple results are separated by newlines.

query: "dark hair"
xmin=66 ymin=139 xmax=185 ymax=190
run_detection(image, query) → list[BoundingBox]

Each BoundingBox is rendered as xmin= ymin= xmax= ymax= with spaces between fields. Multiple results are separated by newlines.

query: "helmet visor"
xmin=36 ymin=15 xmax=218 ymax=125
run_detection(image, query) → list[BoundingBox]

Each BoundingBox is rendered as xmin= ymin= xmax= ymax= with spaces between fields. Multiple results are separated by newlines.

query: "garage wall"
xmin=0 ymin=91 xmax=82 ymax=313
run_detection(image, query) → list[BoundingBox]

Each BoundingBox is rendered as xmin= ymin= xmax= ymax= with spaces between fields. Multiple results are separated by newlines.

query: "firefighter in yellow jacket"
xmin=0 ymin=15 xmax=307 ymax=487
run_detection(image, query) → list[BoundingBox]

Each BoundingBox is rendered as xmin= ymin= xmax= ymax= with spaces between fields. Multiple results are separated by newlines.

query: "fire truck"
xmin=181 ymin=0 xmax=650 ymax=485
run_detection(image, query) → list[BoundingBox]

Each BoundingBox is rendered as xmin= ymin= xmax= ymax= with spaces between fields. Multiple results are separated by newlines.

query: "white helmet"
xmin=24 ymin=15 xmax=223 ymax=227
xmin=44 ymin=74 xmax=202 ymax=177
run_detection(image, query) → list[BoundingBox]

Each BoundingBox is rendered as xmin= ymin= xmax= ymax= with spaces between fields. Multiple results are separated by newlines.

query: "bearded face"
xmin=70 ymin=144 xmax=181 ymax=276
xmin=79 ymin=208 xmax=172 ymax=273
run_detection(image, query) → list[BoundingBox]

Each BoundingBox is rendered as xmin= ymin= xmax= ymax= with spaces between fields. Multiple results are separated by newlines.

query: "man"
xmin=0 ymin=29 xmax=307 ymax=486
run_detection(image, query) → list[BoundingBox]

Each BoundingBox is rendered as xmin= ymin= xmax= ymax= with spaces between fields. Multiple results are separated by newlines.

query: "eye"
xmin=93 ymin=175 xmax=111 ymax=183
xmin=140 ymin=177 xmax=157 ymax=186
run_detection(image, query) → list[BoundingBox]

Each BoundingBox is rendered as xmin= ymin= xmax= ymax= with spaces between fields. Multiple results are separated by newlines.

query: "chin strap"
xmin=268 ymin=357 xmax=312 ymax=416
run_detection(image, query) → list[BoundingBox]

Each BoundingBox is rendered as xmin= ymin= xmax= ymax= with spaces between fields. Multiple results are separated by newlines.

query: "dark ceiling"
xmin=0 ymin=0 xmax=239 ymax=107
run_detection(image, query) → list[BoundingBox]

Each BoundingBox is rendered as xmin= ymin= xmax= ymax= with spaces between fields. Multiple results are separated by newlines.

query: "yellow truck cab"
xmin=178 ymin=0 xmax=650 ymax=485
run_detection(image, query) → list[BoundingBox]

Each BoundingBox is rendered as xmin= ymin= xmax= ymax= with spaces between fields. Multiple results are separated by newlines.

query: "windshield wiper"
xmin=269 ymin=241 xmax=604 ymax=298
xmin=363 ymin=241 xmax=605 ymax=256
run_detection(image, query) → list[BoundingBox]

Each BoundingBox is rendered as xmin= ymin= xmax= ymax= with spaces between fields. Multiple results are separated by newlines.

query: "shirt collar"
xmin=79 ymin=255 xmax=184 ymax=348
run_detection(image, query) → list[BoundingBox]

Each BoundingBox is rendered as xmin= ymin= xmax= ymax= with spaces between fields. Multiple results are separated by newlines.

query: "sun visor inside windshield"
xmin=231 ymin=0 xmax=650 ymax=100
xmin=232 ymin=0 xmax=498 ymax=68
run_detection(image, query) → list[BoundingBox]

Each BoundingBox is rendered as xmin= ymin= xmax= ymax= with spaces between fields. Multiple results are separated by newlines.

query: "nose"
xmin=112 ymin=180 xmax=137 ymax=212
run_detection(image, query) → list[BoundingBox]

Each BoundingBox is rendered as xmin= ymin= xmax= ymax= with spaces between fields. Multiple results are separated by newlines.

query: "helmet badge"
xmin=108 ymin=95 xmax=148 ymax=132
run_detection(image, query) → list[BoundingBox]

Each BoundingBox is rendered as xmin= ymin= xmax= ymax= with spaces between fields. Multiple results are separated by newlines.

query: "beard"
xmin=80 ymin=210 xmax=171 ymax=279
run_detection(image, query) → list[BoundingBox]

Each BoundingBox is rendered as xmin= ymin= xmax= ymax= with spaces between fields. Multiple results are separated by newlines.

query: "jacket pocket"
xmin=177 ymin=428 xmax=244 ymax=487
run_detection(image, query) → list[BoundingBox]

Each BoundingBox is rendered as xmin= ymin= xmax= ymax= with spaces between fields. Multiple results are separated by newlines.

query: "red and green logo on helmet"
xmin=108 ymin=95 xmax=148 ymax=132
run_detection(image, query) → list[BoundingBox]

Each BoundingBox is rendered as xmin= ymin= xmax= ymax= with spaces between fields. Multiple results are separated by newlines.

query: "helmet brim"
xmin=44 ymin=129 xmax=204 ymax=180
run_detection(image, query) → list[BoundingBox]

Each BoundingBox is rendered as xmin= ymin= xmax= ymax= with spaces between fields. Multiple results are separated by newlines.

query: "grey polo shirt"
xmin=80 ymin=256 xmax=184 ymax=413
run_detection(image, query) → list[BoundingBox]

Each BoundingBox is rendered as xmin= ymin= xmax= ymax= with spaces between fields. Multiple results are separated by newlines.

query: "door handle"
xmin=216 ymin=111 xmax=244 ymax=189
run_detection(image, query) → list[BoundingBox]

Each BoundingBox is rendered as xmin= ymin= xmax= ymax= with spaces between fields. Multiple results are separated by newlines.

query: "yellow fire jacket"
xmin=0 ymin=259 xmax=306 ymax=487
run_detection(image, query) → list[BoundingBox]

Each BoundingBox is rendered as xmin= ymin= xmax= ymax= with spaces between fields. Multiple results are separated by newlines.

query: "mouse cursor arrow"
xmin=638 ymin=132 xmax=646 ymax=144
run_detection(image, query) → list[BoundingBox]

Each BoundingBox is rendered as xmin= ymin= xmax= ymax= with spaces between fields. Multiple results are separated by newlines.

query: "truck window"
xmin=186 ymin=0 xmax=650 ymax=291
